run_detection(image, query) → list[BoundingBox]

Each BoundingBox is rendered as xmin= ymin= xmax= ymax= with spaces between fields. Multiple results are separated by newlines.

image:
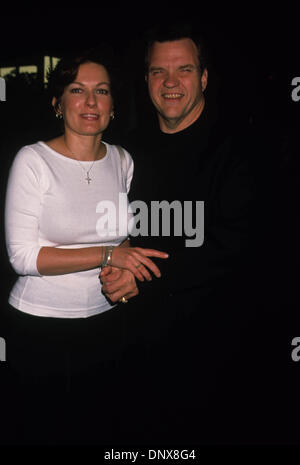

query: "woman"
xmin=4 ymin=48 xmax=167 ymax=444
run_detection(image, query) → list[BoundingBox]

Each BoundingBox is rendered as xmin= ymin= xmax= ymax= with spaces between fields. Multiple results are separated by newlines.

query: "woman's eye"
xmin=96 ymin=88 xmax=109 ymax=95
xmin=69 ymin=87 xmax=109 ymax=95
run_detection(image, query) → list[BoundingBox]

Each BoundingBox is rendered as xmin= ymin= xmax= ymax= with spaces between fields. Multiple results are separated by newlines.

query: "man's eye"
xmin=181 ymin=68 xmax=192 ymax=73
xmin=70 ymin=88 xmax=82 ymax=93
xmin=151 ymin=70 xmax=163 ymax=76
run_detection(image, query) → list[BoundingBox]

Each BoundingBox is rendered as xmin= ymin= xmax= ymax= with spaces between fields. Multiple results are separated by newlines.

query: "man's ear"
xmin=201 ymin=68 xmax=208 ymax=92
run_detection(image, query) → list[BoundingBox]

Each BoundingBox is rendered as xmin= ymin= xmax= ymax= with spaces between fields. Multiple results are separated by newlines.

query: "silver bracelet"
xmin=101 ymin=246 xmax=108 ymax=267
xmin=107 ymin=245 xmax=114 ymax=266
xmin=102 ymin=245 xmax=114 ymax=267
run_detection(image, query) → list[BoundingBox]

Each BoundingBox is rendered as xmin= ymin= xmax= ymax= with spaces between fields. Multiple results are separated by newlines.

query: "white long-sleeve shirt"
xmin=5 ymin=141 xmax=133 ymax=318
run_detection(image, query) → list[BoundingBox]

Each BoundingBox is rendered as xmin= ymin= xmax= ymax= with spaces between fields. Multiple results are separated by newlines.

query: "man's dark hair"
xmin=144 ymin=22 xmax=208 ymax=75
xmin=47 ymin=45 xmax=119 ymax=111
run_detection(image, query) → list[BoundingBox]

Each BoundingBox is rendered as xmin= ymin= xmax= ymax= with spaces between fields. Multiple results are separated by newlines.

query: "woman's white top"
xmin=5 ymin=141 xmax=134 ymax=318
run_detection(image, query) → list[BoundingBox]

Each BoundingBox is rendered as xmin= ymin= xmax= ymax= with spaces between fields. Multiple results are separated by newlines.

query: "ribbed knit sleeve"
xmin=5 ymin=146 xmax=43 ymax=276
xmin=121 ymin=146 xmax=134 ymax=194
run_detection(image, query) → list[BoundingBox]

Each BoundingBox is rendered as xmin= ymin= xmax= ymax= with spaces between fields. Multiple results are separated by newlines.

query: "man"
xmin=145 ymin=37 xmax=207 ymax=133
xmin=100 ymin=25 xmax=258 ymax=443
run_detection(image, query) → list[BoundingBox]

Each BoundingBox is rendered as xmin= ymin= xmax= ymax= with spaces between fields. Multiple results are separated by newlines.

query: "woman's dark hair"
xmin=144 ymin=22 xmax=208 ymax=75
xmin=47 ymin=46 xmax=119 ymax=110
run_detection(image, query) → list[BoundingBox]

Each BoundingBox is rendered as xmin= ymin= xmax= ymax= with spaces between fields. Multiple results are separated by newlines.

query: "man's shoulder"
xmin=120 ymin=127 xmax=141 ymax=152
xmin=121 ymin=122 xmax=157 ymax=155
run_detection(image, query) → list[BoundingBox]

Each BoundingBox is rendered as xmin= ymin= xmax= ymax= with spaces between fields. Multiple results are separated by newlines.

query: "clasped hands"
xmin=99 ymin=266 xmax=139 ymax=303
xmin=99 ymin=246 xmax=168 ymax=303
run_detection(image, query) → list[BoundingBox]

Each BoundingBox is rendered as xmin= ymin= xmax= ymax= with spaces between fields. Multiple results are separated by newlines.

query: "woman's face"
xmin=55 ymin=62 xmax=114 ymax=137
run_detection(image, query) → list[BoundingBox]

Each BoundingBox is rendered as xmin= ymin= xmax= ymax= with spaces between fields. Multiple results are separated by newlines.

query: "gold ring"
xmin=136 ymin=263 xmax=142 ymax=269
xmin=120 ymin=297 xmax=128 ymax=304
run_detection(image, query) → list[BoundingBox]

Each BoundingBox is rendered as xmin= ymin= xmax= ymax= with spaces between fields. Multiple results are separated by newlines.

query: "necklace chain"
xmin=64 ymin=139 xmax=99 ymax=184
xmin=75 ymin=158 xmax=96 ymax=185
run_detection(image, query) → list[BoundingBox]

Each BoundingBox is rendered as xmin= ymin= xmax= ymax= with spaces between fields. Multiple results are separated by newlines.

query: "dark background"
xmin=0 ymin=6 xmax=300 ymax=449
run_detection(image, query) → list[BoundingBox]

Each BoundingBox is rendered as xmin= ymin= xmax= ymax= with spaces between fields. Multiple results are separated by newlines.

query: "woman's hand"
xmin=100 ymin=266 xmax=138 ymax=303
xmin=110 ymin=247 xmax=168 ymax=282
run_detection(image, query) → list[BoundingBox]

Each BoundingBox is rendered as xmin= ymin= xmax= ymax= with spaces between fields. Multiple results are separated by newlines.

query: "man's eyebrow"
xmin=149 ymin=66 xmax=165 ymax=71
xmin=178 ymin=64 xmax=197 ymax=69
xmin=148 ymin=64 xmax=197 ymax=72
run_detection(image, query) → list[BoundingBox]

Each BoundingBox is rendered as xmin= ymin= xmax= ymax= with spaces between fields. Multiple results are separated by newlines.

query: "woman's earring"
xmin=56 ymin=112 xmax=63 ymax=120
xmin=110 ymin=113 xmax=115 ymax=120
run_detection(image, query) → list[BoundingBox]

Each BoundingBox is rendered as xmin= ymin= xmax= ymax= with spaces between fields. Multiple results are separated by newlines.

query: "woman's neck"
xmin=63 ymin=132 xmax=105 ymax=161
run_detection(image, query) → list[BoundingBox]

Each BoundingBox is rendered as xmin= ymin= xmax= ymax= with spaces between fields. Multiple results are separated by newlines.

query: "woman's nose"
xmin=86 ymin=91 xmax=97 ymax=107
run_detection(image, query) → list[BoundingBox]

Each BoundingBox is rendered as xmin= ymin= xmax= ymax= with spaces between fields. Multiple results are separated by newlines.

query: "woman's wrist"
xmin=101 ymin=245 xmax=115 ymax=268
xmin=120 ymin=238 xmax=130 ymax=248
xmin=100 ymin=246 xmax=105 ymax=267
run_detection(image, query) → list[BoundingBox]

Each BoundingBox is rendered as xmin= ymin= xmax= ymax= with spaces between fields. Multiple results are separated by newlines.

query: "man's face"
xmin=147 ymin=38 xmax=208 ymax=133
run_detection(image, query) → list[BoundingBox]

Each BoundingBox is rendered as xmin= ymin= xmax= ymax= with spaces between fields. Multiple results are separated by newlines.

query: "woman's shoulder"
xmin=13 ymin=141 xmax=44 ymax=163
xmin=9 ymin=142 xmax=53 ymax=176
xmin=104 ymin=141 xmax=133 ymax=163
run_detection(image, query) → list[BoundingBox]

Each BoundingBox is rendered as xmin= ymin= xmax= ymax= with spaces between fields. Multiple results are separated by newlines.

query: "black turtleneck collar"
xmin=162 ymin=101 xmax=213 ymax=132
xmin=149 ymin=100 xmax=218 ymax=141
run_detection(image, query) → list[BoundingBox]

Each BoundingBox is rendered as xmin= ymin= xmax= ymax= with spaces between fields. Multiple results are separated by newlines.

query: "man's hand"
xmin=99 ymin=266 xmax=139 ymax=303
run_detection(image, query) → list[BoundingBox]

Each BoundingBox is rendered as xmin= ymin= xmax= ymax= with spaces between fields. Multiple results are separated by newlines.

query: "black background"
xmin=0 ymin=5 xmax=300 ymax=454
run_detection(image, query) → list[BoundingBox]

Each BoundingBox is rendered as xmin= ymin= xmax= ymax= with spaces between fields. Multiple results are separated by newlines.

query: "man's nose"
xmin=163 ymin=72 xmax=179 ymax=88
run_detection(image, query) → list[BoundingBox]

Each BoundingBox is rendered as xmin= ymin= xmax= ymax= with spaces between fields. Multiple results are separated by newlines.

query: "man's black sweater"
xmin=123 ymin=104 xmax=257 ymax=304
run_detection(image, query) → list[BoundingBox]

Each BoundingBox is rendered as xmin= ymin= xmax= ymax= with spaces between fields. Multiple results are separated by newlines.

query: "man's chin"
xmin=161 ymin=113 xmax=184 ymax=127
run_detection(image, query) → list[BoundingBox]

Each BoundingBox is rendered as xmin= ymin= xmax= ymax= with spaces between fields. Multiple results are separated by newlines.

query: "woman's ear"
xmin=52 ymin=97 xmax=63 ymax=120
xmin=52 ymin=96 xmax=57 ymax=110
xmin=52 ymin=97 xmax=62 ymax=114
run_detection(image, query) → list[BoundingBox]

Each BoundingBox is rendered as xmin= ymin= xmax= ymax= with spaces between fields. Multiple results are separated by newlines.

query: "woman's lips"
xmin=80 ymin=113 xmax=100 ymax=120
